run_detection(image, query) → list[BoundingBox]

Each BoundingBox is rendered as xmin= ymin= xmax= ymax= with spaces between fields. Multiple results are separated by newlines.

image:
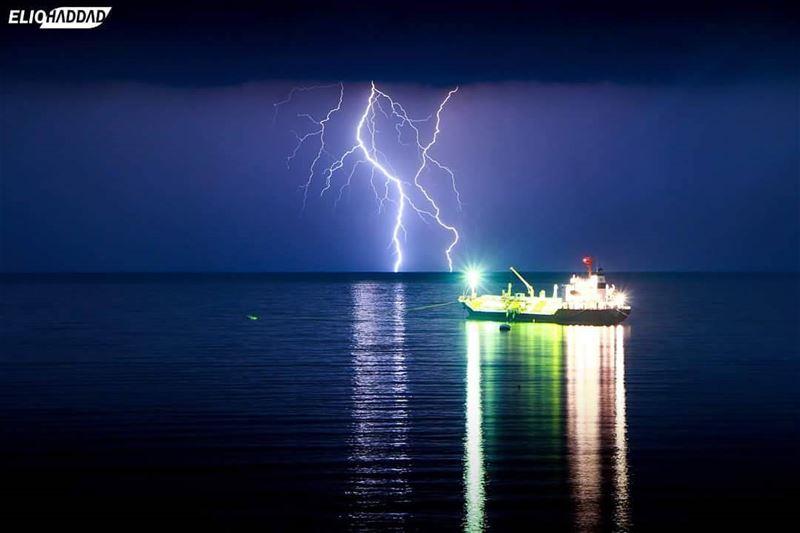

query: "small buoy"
xmin=499 ymin=323 xmax=511 ymax=332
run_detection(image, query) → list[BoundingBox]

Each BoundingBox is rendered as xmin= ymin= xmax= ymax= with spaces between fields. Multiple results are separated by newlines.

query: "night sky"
xmin=2 ymin=1 xmax=798 ymax=272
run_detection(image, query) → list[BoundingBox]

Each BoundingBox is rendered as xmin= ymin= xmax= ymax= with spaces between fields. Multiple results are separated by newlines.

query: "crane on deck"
xmin=509 ymin=266 xmax=535 ymax=298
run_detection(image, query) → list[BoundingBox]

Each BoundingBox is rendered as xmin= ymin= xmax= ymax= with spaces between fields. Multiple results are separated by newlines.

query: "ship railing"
xmin=561 ymin=301 xmax=621 ymax=310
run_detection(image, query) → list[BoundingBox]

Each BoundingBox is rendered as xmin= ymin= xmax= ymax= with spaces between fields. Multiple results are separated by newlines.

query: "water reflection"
xmin=463 ymin=323 xmax=630 ymax=531
xmin=613 ymin=326 xmax=630 ymax=530
xmin=566 ymin=325 xmax=630 ymax=532
xmin=348 ymin=282 xmax=411 ymax=527
xmin=464 ymin=322 xmax=485 ymax=532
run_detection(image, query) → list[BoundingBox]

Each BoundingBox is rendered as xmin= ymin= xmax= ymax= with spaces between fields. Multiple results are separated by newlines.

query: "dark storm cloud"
xmin=1 ymin=1 xmax=798 ymax=272
xmin=2 ymin=0 xmax=798 ymax=85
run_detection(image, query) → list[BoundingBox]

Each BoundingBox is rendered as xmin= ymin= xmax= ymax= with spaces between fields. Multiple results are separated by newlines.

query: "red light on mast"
xmin=582 ymin=256 xmax=593 ymax=275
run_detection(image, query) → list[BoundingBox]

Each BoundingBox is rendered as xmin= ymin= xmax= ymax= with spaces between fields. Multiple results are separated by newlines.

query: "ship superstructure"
xmin=458 ymin=257 xmax=631 ymax=326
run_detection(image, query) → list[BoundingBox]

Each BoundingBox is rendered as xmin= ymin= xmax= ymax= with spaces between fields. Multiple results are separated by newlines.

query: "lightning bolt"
xmin=275 ymin=82 xmax=461 ymax=272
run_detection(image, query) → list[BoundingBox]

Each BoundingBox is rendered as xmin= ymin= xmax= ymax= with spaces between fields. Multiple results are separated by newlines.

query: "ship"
xmin=458 ymin=257 xmax=631 ymax=326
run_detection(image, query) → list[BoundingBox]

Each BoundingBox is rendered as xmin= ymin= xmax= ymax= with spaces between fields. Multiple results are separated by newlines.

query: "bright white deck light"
xmin=466 ymin=269 xmax=482 ymax=295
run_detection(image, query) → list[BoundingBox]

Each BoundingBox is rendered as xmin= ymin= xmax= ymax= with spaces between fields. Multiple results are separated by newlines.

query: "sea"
xmin=1 ymin=272 xmax=797 ymax=529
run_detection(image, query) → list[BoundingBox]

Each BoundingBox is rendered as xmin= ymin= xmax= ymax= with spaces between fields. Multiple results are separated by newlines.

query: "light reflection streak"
xmin=614 ymin=325 xmax=630 ymax=530
xmin=464 ymin=321 xmax=486 ymax=532
xmin=566 ymin=325 xmax=631 ymax=532
xmin=461 ymin=322 xmax=629 ymax=530
xmin=348 ymin=282 xmax=410 ymax=527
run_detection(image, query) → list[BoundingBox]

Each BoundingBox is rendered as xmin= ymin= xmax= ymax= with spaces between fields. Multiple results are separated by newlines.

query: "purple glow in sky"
xmin=1 ymin=80 xmax=797 ymax=272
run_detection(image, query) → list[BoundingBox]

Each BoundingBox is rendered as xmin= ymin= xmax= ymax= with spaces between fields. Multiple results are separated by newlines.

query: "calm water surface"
xmin=1 ymin=273 xmax=797 ymax=529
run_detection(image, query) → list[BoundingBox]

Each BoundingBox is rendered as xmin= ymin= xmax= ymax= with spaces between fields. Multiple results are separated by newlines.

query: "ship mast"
xmin=509 ymin=266 xmax=534 ymax=297
xmin=582 ymin=256 xmax=594 ymax=277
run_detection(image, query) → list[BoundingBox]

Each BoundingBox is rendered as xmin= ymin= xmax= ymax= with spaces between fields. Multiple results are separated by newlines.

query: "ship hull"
xmin=462 ymin=304 xmax=630 ymax=326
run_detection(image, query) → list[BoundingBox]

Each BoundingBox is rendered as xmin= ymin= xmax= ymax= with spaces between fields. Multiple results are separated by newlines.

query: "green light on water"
xmin=462 ymin=322 xmax=564 ymax=532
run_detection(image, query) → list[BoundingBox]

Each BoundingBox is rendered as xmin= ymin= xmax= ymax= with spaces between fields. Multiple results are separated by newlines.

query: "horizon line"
xmin=1 ymin=270 xmax=798 ymax=275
